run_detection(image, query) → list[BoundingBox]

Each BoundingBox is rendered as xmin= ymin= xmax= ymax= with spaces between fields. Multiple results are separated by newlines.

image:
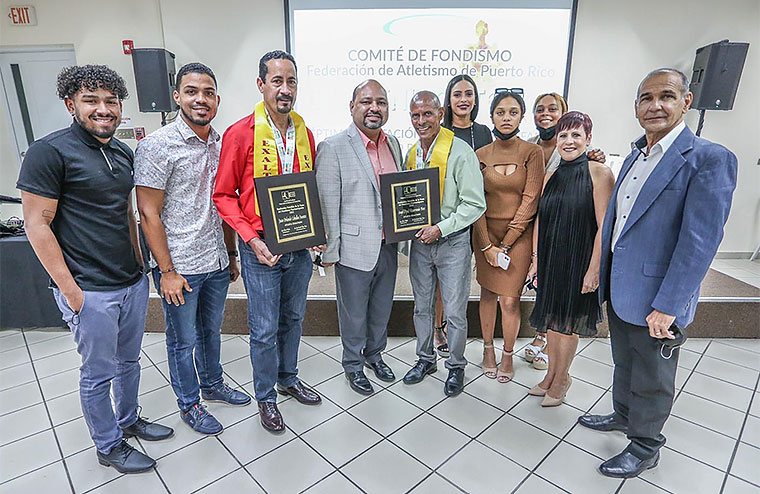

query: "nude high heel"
xmin=528 ymin=384 xmax=548 ymax=396
xmin=541 ymin=376 xmax=572 ymax=407
xmin=482 ymin=342 xmax=497 ymax=379
xmin=497 ymin=349 xmax=515 ymax=383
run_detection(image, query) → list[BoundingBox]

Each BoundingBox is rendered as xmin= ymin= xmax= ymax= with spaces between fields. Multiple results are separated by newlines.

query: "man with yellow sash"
xmin=213 ymin=50 xmax=322 ymax=433
xmin=401 ymin=91 xmax=486 ymax=396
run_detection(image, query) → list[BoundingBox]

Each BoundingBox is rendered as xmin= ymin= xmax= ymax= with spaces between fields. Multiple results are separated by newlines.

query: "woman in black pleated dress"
xmin=527 ymin=111 xmax=614 ymax=406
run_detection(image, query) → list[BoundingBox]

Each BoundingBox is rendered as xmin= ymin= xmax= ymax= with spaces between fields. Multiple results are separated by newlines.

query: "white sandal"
xmin=533 ymin=350 xmax=549 ymax=370
xmin=523 ymin=334 xmax=546 ymax=363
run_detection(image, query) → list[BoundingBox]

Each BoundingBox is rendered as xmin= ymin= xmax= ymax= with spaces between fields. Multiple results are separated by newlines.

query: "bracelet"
xmin=480 ymin=243 xmax=493 ymax=252
xmin=160 ymin=266 xmax=176 ymax=274
xmin=227 ymin=250 xmax=238 ymax=258
xmin=531 ymin=251 xmax=537 ymax=258
xmin=500 ymin=243 xmax=511 ymax=252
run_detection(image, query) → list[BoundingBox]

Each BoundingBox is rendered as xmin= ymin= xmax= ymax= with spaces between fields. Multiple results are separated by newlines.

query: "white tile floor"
xmin=0 ymin=330 xmax=759 ymax=494
xmin=710 ymin=259 xmax=760 ymax=288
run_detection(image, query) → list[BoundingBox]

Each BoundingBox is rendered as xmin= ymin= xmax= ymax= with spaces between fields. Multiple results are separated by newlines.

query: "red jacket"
xmin=213 ymin=113 xmax=316 ymax=243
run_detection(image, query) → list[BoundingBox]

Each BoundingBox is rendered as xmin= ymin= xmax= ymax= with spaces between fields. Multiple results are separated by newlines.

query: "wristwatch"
xmin=228 ymin=250 xmax=238 ymax=258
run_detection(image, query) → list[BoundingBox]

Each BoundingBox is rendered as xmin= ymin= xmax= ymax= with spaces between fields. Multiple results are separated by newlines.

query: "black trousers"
xmin=608 ymin=302 xmax=679 ymax=459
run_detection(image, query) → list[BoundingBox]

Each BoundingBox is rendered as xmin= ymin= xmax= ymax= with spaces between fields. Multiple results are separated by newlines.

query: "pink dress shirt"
xmin=355 ymin=124 xmax=396 ymax=186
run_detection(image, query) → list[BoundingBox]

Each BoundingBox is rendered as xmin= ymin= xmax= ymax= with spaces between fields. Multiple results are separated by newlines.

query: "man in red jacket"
xmin=213 ymin=50 xmax=322 ymax=433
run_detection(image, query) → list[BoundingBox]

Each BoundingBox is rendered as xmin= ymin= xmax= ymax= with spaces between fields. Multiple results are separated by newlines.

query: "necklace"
xmin=469 ymin=123 xmax=475 ymax=149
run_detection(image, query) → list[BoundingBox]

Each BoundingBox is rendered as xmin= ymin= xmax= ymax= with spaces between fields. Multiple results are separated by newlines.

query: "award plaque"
xmin=380 ymin=168 xmax=441 ymax=243
xmin=254 ymin=171 xmax=326 ymax=255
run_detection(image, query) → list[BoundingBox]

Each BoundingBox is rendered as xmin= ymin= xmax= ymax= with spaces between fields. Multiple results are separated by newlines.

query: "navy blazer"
xmin=598 ymin=125 xmax=737 ymax=328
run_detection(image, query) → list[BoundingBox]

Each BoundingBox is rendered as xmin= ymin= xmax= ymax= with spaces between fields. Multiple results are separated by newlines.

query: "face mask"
xmin=537 ymin=125 xmax=556 ymax=141
xmin=492 ymin=127 xmax=520 ymax=141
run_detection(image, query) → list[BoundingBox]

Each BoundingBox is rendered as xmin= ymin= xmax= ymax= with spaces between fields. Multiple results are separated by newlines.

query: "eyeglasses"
xmin=494 ymin=87 xmax=524 ymax=95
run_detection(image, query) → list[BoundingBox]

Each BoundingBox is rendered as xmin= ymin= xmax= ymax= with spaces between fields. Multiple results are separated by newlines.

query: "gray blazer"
xmin=315 ymin=124 xmax=403 ymax=271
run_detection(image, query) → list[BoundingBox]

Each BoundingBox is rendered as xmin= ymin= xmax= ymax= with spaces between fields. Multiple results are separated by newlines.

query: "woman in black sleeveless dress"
xmin=527 ymin=111 xmax=615 ymax=406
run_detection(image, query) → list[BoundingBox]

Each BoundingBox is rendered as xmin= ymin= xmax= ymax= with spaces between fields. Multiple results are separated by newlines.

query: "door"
xmin=0 ymin=45 xmax=76 ymax=166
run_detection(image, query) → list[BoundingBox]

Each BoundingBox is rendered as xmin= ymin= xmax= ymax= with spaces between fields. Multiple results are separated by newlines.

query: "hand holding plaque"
xmin=254 ymin=171 xmax=326 ymax=255
xmin=379 ymin=168 xmax=441 ymax=243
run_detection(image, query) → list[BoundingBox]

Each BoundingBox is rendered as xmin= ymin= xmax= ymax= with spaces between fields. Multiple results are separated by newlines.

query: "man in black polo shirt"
xmin=17 ymin=65 xmax=173 ymax=474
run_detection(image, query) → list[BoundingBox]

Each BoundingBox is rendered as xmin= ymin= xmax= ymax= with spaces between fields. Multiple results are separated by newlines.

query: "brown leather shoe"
xmin=276 ymin=381 xmax=322 ymax=405
xmin=258 ymin=402 xmax=285 ymax=433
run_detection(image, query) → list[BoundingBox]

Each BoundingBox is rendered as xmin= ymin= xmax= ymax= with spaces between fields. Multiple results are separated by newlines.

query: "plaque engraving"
xmin=380 ymin=168 xmax=441 ymax=243
xmin=254 ymin=171 xmax=326 ymax=255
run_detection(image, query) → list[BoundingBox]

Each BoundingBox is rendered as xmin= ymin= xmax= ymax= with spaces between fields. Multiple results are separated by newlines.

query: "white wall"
xmin=569 ymin=0 xmax=760 ymax=254
xmin=1 ymin=0 xmax=757 ymax=252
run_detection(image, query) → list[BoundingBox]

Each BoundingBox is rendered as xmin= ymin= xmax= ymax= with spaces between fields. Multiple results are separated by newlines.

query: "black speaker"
xmin=689 ymin=40 xmax=749 ymax=111
xmin=131 ymin=48 xmax=178 ymax=113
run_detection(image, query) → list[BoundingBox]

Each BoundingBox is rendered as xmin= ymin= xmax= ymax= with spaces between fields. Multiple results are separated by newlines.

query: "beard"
xmin=181 ymin=106 xmax=213 ymax=126
xmin=74 ymin=110 xmax=119 ymax=140
xmin=276 ymin=96 xmax=293 ymax=113
xmin=363 ymin=112 xmax=384 ymax=129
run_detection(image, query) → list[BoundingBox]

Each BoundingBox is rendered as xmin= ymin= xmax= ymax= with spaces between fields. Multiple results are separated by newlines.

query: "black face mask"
xmin=537 ymin=125 xmax=556 ymax=141
xmin=492 ymin=127 xmax=520 ymax=141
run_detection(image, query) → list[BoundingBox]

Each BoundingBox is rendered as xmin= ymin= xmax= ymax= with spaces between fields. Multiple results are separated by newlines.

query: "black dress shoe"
xmin=276 ymin=381 xmax=322 ymax=405
xmin=599 ymin=450 xmax=659 ymax=478
xmin=97 ymin=440 xmax=156 ymax=474
xmin=444 ymin=368 xmax=465 ymax=396
xmin=365 ymin=360 xmax=395 ymax=382
xmin=403 ymin=360 xmax=437 ymax=384
xmin=578 ymin=413 xmax=628 ymax=433
xmin=346 ymin=371 xmax=374 ymax=395
xmin=121 ymin=417 xmax=174 ymax=441
xmin=258 ymin=402 xmax=285 ymax=433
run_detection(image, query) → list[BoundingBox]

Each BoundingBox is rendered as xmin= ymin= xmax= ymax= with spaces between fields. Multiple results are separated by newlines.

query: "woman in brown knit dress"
xmin=473 ymin=90 xmax=544 ymax=383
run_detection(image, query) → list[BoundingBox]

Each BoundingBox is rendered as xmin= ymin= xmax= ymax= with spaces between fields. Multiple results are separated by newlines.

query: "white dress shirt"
xmin=611 ymin=121 xmax=686 ymax=250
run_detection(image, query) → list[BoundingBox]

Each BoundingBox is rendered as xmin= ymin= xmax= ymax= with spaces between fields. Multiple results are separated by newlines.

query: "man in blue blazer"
xmin=578 ymin=68 xmax=737 ymax=478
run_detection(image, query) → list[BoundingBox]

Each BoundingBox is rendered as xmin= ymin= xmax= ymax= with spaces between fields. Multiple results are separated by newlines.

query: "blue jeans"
xmin=239 ymin=239 xmax=312 ymax=402
xmin=152 ymin=267 xmax=229 ymax=411
xmin=52 ymin=275 xmax=149 ymax=454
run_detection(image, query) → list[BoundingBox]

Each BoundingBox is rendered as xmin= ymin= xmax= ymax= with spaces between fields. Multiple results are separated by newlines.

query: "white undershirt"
xmin=265 ymin=108 xmax=295 ymax=174
xmin=612 ymin=121 xmax=686 ymax=250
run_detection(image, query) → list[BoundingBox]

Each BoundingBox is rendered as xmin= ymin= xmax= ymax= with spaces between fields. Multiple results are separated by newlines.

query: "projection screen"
xmin=287 ymin=0 xmax=577 ymax=150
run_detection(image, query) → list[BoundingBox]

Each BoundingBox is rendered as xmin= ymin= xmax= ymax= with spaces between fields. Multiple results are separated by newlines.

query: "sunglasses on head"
xmin=494 ymin=87 xmax=524 ymax=96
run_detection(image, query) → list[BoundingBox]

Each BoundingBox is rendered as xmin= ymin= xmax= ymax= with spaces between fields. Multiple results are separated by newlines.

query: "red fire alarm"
xmin=134 ymin=127 xmax=146 ymax=140
xmin=122 ymin=40 xmax=134 ymax=55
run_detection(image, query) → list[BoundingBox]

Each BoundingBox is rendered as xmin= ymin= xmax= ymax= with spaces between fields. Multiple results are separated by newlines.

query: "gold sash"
xmin=252 ymin=100 xmax=313 ymax=213
xmin=405 ymin=127 xmax=454 ymax=202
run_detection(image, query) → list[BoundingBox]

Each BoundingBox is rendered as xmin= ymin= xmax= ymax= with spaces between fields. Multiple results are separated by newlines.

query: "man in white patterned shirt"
xmin=135 ymin=63 xmax=251 ymax=436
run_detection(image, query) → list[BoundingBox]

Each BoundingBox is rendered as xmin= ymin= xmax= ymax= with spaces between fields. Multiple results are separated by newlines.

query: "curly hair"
xmin=56 ymin=64 xmax=128 ymax=100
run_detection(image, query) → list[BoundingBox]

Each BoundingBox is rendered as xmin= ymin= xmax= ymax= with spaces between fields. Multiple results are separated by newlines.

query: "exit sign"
xmin=7 ymin=6 xmax=37 ymax=25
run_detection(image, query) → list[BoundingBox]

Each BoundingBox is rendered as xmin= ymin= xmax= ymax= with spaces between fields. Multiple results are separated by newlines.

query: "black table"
xmin=0 ymin=235 xmax=65 ymax=328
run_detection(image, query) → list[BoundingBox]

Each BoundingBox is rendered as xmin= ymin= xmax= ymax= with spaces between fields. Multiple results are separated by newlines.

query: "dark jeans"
xmin=608 ymin=302 xmax=679 ymax=459
xmin=239 ymin=239 xmax=312 ymax=402
xmin=52 ymin=275 xmax=148 ymax=454
xmin=152 ymin=267 xmax=229 ymax=411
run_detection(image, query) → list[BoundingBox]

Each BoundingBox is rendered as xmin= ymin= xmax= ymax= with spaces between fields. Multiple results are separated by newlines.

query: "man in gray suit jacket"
xmin=315 ymin=80 xmax=403 ymax=395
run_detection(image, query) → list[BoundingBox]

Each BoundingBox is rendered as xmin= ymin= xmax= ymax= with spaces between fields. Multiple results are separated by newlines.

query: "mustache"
xmin=191 ymin=105 xmax=210 ymax=110
xmin=365 ymin=111 xmax=382 ymax=118
xmin=277 ymin=95 xmax=293 ymax=102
